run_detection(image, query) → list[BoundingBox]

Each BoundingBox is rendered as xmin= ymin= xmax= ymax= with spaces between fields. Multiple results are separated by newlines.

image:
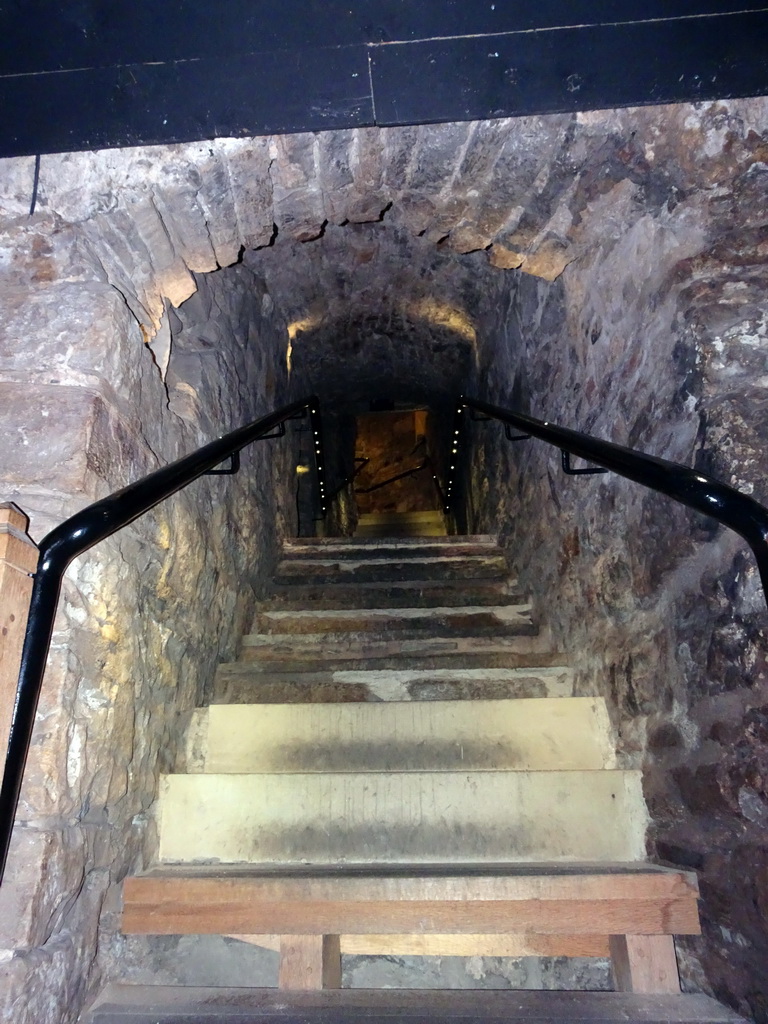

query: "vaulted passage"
xmin=1 ymin=101 xmax=768 ymax=1024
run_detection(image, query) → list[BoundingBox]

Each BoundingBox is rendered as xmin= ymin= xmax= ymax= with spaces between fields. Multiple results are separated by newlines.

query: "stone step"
xmin=226 ymin=648 xmax=567 ymax=677
xmin=157 ymin=769 xmax=647 ymax=865
xmin=265 ymin=579 xmax=523 ymax=610
xmin=282 ymin=538 xmax=498 ymax=561
xmin=239 ymin=633 xmax=554 ymax=669
xmin=289 ymin=532 xmax=497 ymax=548
xmin=186 ymin=698 xmax=615 ymax=774
xmin=273 ymin=553 xmax=508 ymax=585
xmin=86 ymin=986 xmax=743 ymax=1024
xmin=355 ymin=510 xmax=448 ymax=537
xmin=355 ymin=522 xmax=446 ymax=537
xmin=213 ymin=664 xmax=575 ymax=704
xmin=251 ymin=604 xmax=535 ymax=637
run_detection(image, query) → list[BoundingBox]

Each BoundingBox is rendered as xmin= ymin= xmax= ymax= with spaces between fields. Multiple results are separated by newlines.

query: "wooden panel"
xmin=278 ymin=935 xmax=341 ymax=990
xmin=229 ymin=932 xmax=612 ymax=958
xmin=0 ymin=503 xmax=38 ymax=761
xmin=122 ymin=868 xmax=701 ymax=938
xmin=127 ymin=865 xmax=700 ymax=903
xmin=123 ymin=896 xmax=700 ymax=937
xmin=610 ymin=934 xmax=680 ymax=994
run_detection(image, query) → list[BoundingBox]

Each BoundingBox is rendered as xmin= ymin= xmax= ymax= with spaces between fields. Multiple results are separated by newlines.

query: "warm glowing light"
xmin=296 ymin=464 xmax=310 ymax=475
xmin=406 ymin=298 xmax=477 ymax=345
xmin=286 ymin=316 xmax=324 ymax=377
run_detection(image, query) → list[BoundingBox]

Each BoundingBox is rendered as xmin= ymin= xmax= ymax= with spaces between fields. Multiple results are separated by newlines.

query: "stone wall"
xmin=467 ymin=102 xmax=768 ymax=1022
xmin=0 ymin=178 xmax=294 ymax=1020
xmin=0 ymin=100 xmax=767 ymax=1021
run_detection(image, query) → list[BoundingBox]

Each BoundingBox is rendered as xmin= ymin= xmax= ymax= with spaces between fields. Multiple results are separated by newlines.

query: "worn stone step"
xmin=240 ymin=633 xmax=553 ymax=667
xmin=251 ymin=604 xmax=535 ymax=637
xmin=355 ymin=521 xmax=446 ymax=538
xmin=186 ymin=698 xmax=615 ymax=774
xmin=157 ymin=769 xmax=647 ymax=865
xmin=282 ymin=539 xmax=498 ymax=561
xmin=265 ymin=579 xmax=523 ymax=610
xmin=213 ymin=665 xmax=575 ymax=704
xmin=228 ymin=648 xmax=566 ymax=676
xmin=85 ymin=985 xmax=745 ymax=1024
xmin=289 ymin=532 xmax=497 ymax=548
xmin=355 ymin=510 xmax=448 ymax=537
xmin=273 ymin=553 xmax=508 ymax=585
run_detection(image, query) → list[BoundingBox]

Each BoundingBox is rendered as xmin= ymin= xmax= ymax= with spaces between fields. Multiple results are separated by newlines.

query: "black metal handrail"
xmin=355 ymin=459 xmax=430 ymax=494
xmin=0 ymin=395 xmax=324 ymax=883
xmin=452 ymin=396 xmax=768 ymax=603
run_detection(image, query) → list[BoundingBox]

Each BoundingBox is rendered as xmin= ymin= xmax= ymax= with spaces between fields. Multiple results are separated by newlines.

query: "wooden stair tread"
xmin=85 ymin=986 xmax=746 ymax=1024
xmin=122 ymin=864 xmax=700 ymax=937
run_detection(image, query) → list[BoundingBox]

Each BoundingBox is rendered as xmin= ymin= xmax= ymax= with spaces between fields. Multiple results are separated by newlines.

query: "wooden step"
xmin=265 ymin=579 xmax=523 ymax=610
xmin=273 ymin=554 xmax=508 ymax=585
xmin=239 ymin=634 xmax=554 ymax=668
xmin=86 ymin=986 xmax=745 ymax=1024
xmin=251 ymin=604 xmax=535 ymax=637
xmin=186 ymin=698 xmax=615 ymax=773
xmin=123 ymin=864 xmax=699 ymax=938
xmin=213 ymin=664 xmax=575 ymax=704
xmin=156 ymin=770 xmax=647 ymax=864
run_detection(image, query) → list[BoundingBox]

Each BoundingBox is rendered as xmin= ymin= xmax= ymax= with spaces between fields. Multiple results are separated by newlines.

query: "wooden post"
xmin=609 ymin=934 xmax=680 ymax=993
xmin=278 ymin=935 xmax=342 ymax=990
xmin=0 ymin=503 xmax=38 ymax=762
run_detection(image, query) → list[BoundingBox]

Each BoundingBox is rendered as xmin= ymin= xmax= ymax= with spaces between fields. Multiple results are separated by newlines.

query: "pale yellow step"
xmin=157 ymin=769 xmax=647 ymax=865
xmin=186 ymin=698 xmax=616 ymax=773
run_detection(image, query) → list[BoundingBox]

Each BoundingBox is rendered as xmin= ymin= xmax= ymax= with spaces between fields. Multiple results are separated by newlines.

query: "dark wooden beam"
xmin=1 ymin=2 xmax=767 ymax=157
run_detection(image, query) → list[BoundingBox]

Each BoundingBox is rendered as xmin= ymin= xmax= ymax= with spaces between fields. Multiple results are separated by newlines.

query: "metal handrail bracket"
xmin=0 ymin=395 xmax=322 ymax=882
xmin=459 ymin=395 xmax=768 ymax=603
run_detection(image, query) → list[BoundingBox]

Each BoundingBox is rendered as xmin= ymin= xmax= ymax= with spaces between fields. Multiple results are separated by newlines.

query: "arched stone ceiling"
xmin=244 ymin=220 xmax=506 ymax=408
xmin=0 ymin=98 xmax=767 ymax=417
xmin=3 ymin=100 xmax=763 ymax=342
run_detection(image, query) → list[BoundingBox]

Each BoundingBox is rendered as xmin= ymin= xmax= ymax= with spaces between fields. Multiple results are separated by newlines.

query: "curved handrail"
xmin=0 ymin=395 xmax=323 ymax=882
xmin=455 ymin=396 xmax=768 ymax=602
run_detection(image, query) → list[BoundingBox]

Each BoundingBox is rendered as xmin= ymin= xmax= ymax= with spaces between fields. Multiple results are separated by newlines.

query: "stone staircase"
xmin=97 ymin=535 xmax=744 ymax=1023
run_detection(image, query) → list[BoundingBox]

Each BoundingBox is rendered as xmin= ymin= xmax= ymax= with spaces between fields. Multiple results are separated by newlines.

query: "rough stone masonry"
xmin=0 ymin=99 xmax=766 ymax=1022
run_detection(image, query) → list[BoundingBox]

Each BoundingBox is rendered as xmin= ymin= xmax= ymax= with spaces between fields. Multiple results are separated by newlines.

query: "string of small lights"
xmin=443 ymin=401 xmax=466 ymax=514
xmin=307 ymin=402 xmax=328 ymax=516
